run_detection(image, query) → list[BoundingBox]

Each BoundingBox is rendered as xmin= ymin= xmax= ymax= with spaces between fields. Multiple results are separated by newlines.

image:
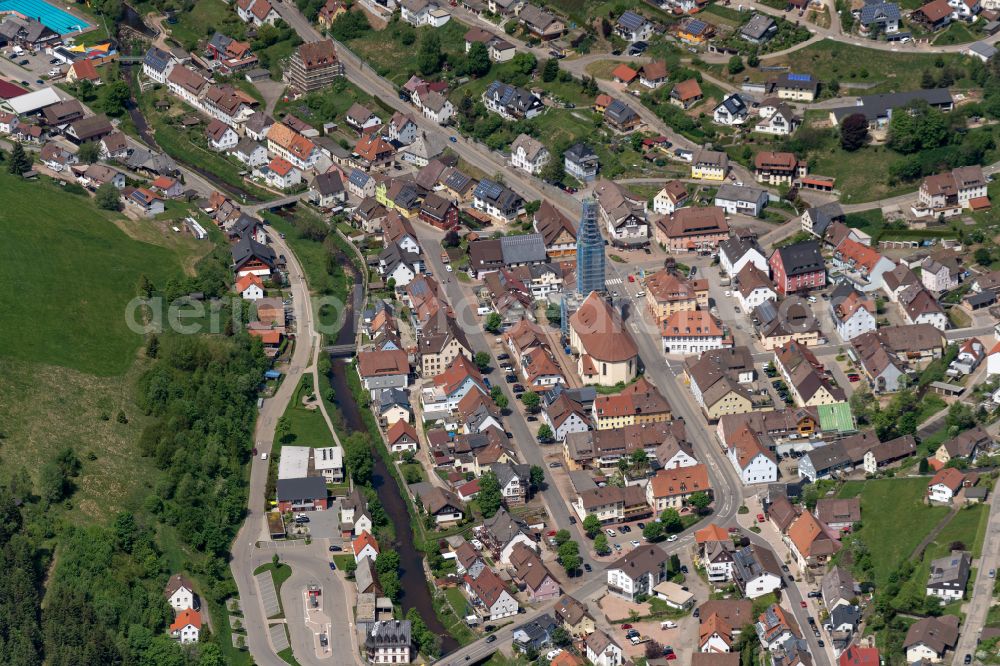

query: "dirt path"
xmin=909 ymin=504 xmax=961 ymax=561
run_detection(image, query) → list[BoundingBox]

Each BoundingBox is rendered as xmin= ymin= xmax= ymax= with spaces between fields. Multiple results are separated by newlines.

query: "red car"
xmin=547 ymin=530 xmax=557 ymax=537
xmin=757 ymin=513 xmax=765 ymax=522
xmin=800 ymin=601 xmax=808 ymax=608
xmin=728 ymin=527 xmax=738 ymax=533
xmin=665 ymin=654 xmax=676 ymax=661
xmin=848 ymin=374 xmax=860 ymax=382
xmin=620 ymin=624 xmax=632 ymax=630
xmin=628 ymin=275 xmax=635 ymax=283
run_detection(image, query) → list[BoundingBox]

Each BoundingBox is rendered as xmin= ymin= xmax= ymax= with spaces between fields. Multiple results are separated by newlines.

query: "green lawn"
xmin=167 ymin=0 xmax=244 ymax=50
xmin=0 ymin=171 xmax=199 ymax=375
xmin=278 ymin=375 xmax=336 ymax=448
xmin=932 ymin=21 xmax=976 ymax=45
xmin=808 ymin=144 xmax=915 ymax=204
xmin=837 ymin=478 xmax=950 ymax=584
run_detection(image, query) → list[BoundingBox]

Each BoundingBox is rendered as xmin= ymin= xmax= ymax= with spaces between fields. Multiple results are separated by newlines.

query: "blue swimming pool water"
xmin=0 ymin=0 xmax=90 ymax=34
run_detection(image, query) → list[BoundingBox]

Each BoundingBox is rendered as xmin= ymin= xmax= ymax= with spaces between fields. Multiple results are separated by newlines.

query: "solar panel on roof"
xmin=788 ymin=73 xmax=812 ymax=81
xmin=687 ymin=19 xmax=706 ymax=32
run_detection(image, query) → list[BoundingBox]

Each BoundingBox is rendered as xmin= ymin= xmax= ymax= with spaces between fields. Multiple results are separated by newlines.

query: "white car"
xmin=261 ymin=452 xmax=268 ymax=460
xmin=724 ymin=290 xmax=731 ymax=297
xmin=606 ymin=528 xmax=617 ymax=537
xmin=630 ymin=539 xmax=640 ymax=548
xmin=666 ymin=534 xmax=678 ymax=542
xmin=446 ymin=265 xmax=453 ymax=272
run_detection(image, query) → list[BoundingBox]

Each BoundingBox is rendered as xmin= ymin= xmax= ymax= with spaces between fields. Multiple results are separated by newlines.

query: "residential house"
xmin=860 ymin=1 xmax=901 ymax=34
xmin=587 ymin=630 xmax=624 ymax=666
xmin=832 ymin=286 xmax=877 ymax=341
xmin=592 ymin=377 xmax=672 ymax=429
xmin=143 ymin=46 xmax=176 ymax=84
xmin=736 ymin=264 xmax=777 ymax=313
xmin=719 ymin=237 xmax=768 ymax=277
xmin=533 ymin=201 xmax=577 ymax=258
xmin=731 ymin=545 xmax=783 ymax=599
xmin=510 ymin=133 xmax=550 ymax=175
xmin=754 ymin=103 xmax=799 ymax=136
xmin=614 ymin=11 xmax=654 ymax=42
xmin=603 ymin=99 xmax=641 ymax=133
xmin=364 ymin=620 xmax=412 ymax=665
xmin=653 ymin=180 xmax=689 ymax=215
xmin=926 ymin=551 xmax=971 ymax=600
xmin=899 ymin=284 xmax=948 ymax=331
xmin=639 ymin=61 xmax=668 ymax=89
xmin=482 ymin=81 xmax=544 ymax=120
xmin=553 ymin=595 xmax=595 ymax=636
xmin=205 ymin=119 xmax=238 ymax=151
xmin=517 ymin=4 xmax=564 ymax=39
xmin=606 ymin=545 xmax=668 ymax=601
xmin=921 ymin=254 xmax=964 ymax=292
xmin=713 ymin=94 xmax=749 ymax=126
xmin=741 ymin=14 xmax=777 ymax=42
xmin=644 ymin=268 xmax=708 ymax=319
xmin=275 ymin=476 xmax=328 ymax=513
xmin=594 ymin=179 xmax=649 ymax=247
xmin=714 ymin=184 xmax=768 ymax=218
xmin=473 ymin=178 xmax=524 ymax=223
xmin=509 ymin=543 xmax=560 ymax=601
xmin=767 ymin=73 xmax=819 ymax=102
xmin=476 ymin=508 xmax=535 ymax=564
xmin=785 ymin=511 xmax=840 ymax=571
xmin=726 ymin=425 xmax=779 ymax=485
xmin=266 ymin=122 xmax=319 ymax=170
xmin=903 ymin=615 xmax=960 ymax=663
xmin=170 ymin=609 xmax=201 ymax=644
xmin=862 ymin=434 xmax=917 ymax=474
xmin=935 ymin=426 xmax=991 ymax=465
xmin=755 ymin=604 xmax=801 ymax=651
xmin=754 ymin=151 xmax=806 ymax=186
xmin=691 ymin=148 xmax=729 ymax=181
xmin=236 ymin=0 xmax=281 ymax=25
xmin=165 ymin=575 xmax=198 ymax=612
xmin=670 ymin=79 xmax=704 ymax=109
xmin=815 ymin=497 xmax=861 ymax=531
xmin=564 ymin=142 xmax=599 ymax=182
xmin=801 ymin=202 xmax=845 ymax=238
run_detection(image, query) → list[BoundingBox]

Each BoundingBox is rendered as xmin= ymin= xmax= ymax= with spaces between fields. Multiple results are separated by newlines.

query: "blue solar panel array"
xmin=687 ymin=19 xmax=707 ymax=34
xmin=787 ymin=73 xmax=812 ymax=82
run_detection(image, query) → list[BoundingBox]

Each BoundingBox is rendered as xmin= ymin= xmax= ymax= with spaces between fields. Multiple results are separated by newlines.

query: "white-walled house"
xmin=719 ymin=237 xmax=768 ymax=277
xmin=586 ymin=630 xmax=624 ymax=666
xmin=510 ymin=133 xmax=550 ymax=175
xmin=169 ymin=609 xmax=202 ymax=644
xmin=164 ymin=575 xmax=197 ymax=612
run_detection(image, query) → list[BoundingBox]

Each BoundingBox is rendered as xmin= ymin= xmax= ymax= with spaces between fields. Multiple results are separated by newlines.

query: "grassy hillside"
xmin=0 ymin=171 xmax=256 ymax=665
xmin=0 ymin=173 xmax=203 ymax=375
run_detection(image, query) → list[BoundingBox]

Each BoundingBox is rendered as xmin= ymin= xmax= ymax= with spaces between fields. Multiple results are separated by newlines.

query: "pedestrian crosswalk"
xmin=605 ymin=277 xmax=623 ymax=287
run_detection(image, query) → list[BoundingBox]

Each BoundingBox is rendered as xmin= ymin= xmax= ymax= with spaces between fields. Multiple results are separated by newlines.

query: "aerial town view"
xmin=8 ymin=0 xmax=1000 ymax=662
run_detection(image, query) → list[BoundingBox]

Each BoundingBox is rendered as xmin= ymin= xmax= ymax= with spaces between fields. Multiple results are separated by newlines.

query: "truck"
xmin=441 ymin=251 xmax=450 ymax=264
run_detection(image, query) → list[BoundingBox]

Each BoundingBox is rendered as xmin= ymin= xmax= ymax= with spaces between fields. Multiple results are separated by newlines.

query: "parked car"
xmin=583 ymin=563 xmax=592 ymax=572
xmin=329 ymin=561 xmax=336 ymax=570
xmin=606 ymin=529 xmax=617 ymax=537
xmin=637 ymin=522 xmax=645 ymax=529
xmin=548 ymin=461 xmax=561 ymax=468
xmin=526 ymin=415 xmax=538 ymax=422
xmin=329 ymin=545 xmax=341 ymax=552
xmin=620 ymin=525 xmax=631 ymax=533
xmin=666 ymin=534 xmax=678 ymax=542
xmin=620 ymin=624 xmax=633 ymax=630
xmin=800 ymin=601 xmax=808 ymax=608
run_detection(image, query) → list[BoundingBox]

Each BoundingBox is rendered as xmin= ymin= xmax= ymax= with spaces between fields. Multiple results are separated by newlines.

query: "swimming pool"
xmin=0 ymin=0 xmax=90 ymax=35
